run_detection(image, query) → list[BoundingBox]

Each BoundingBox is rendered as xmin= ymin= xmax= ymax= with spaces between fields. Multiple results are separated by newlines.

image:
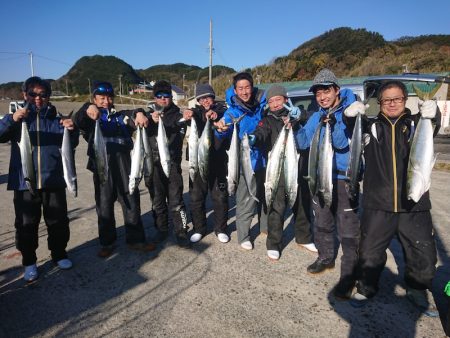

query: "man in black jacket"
xmin=345 ymin=80 xmax=438 ymax=317
xmin=182 ymin=84 xmax=229 ymax=243
xmin=73 ymin=81 xmax=155 ymax=258
xmin=249 ymin=85 xmax=316 ymax=260
xmin=134 ymin=80 xmax=190 ymax=247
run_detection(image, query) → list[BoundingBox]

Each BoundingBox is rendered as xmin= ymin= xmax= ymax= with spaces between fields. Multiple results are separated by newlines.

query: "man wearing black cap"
xmin=134 ymin=80 xmax=190 ymax=247
xmin=73 ymin=81 xmax=156 ymax=257
xmin=182 ymin=83 xmax=229 ymax=244
xmin=295 ymin=69 xmax=361 ymax=300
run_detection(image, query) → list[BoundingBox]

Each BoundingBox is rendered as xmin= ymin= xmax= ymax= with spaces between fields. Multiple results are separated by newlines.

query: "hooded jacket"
xmin=0 ymin=104 xmax=79 ymax=191
xmin=215 ymin=86 xmax=267 ymax=171
xmin=295 ymin=88 xmax=356 ymax=179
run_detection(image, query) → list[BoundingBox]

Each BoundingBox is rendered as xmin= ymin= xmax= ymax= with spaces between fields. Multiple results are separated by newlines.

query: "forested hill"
xmin=250 ymin=27 xmax=450 ymax=83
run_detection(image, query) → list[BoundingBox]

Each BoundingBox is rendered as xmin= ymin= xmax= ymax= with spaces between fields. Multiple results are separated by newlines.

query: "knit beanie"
xmin=265 ymin=85 xmax=287 ymax=101
xmin=309 ymin=69 xmax=339 ymax=92
xmin=195 ymin=83 xmax=215 ymax=101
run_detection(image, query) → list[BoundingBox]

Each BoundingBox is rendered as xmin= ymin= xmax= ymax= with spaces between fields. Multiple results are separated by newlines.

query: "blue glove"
xmin=248 ymin=134 xmax=256 ymax=146
xmin=283 ymin=99 xmax=301 ymax=120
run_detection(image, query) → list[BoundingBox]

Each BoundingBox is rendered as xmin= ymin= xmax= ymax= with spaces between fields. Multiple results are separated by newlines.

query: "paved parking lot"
xmin=0 ymin=111 xmax=449 ymax=337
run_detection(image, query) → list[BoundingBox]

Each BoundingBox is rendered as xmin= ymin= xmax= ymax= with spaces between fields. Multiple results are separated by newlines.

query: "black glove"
xmin=320 ymin=114 xmax=336 ymax=127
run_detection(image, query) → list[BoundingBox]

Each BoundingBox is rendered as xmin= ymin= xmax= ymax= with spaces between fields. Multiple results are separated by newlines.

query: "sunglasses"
xmin=27 ymin=91 xmax=49 ymax=98
xmin=94 ymin=86 xmax=114 ymax=95
xmin=155 ymin=93 xmax=171 ymax=99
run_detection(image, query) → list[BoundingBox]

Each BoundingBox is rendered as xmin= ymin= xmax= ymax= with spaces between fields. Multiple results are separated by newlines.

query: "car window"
xmin=289 ymin=95 xmax=319 ymax=120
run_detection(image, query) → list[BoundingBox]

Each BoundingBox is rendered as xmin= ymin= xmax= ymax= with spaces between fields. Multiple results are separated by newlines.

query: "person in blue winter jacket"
xmin=215 ymin=72 xmax=267 ymax=250
xmin=0 ymin=76 xmax=78 ymax=282
xmin=295 ymin=69 xmax=360 ymax=300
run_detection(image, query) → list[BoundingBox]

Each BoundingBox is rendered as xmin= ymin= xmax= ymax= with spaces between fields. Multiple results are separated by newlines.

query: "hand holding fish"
xmin=60 ymin=118 xmax=74 ymax=130
xmin=215 ymin=119 xmax=230 ymax=132
xmin=418 ymin=100 xmax=437 ymax=119
xmin=205 ymin=110 xmax=217 ymax=120
xmin=86 ymin=104 xmax=100 ymax=120
xmin=12 ymin=105 xmax=29 ymax=122
xmin=344 ymin=101 xmax=368 ymax=117
xmin=135 ymin=111 xmax=149 ymax=127
xmin=151 ymin=111 xmax=161 ymax=123
xmin=183 ymin=109 xmax=194 ymax=121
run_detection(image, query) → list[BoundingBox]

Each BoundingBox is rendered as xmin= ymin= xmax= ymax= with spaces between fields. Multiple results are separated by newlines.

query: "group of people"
xmin=0 ymin=68 xmax=439 ymax=317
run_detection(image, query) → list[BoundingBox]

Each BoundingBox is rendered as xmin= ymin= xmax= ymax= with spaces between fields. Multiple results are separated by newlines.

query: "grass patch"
xmin=434 ymin=162 xmax=450 ymax=172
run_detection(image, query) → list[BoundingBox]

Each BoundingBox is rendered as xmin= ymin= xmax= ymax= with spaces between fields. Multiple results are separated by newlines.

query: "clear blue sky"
xmin=1 ymin=0 xmax=449 ymax=84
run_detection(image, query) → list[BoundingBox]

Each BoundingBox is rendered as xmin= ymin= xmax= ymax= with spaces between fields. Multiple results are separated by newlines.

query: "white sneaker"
xmin=190 ymin=233 xmax=203 ymax=243
xmin=57 ymin=258 xmax=73 ymax=270
xmin=267 ymin=250 xmax=280 ymax=261
xmin=24 ymin=264 xmax=38 ymax=282
xmin=299 ymin=243 xmax=318 ymax=253
xmin=240 ymin=241 xmax=253 ymax=250
xmin=217 ymin=233 xmax=230 ymax=243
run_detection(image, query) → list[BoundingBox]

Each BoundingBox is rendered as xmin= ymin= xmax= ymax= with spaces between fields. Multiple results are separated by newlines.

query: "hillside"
xmin=251 ymin=27 xmax=450 ymax=83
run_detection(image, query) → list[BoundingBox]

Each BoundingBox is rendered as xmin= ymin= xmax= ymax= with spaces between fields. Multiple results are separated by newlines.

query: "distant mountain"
xmin=251 ymin=27 xmax=450 ymax=83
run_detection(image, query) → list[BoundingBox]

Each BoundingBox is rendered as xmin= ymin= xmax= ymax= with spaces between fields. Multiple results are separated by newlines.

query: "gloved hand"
xmin=419 ymin=100 xmax=437 ymax=119
xmin=283 ymin=99 xmax=302 ymax=120
xmin=344 ymin=101 xmax=368 ymax=117
xmin=248 ymin=134 xmax=256 ymax=146
xmin=320 ymin=114 xmax=336 ymax=126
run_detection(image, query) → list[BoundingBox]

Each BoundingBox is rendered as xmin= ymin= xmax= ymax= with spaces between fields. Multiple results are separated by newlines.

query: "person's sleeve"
xmin=295 ymin=112 xmax=320 ymax=150
xmin=72 ymin=102 xmax=94 ymax=133
xmin=331 ymin=112 xmax=350 ymax=150
xmin=0 ymin=114 xmax=18 ymax=143
xmin=252 ymin=118 xmax=270 ymax=147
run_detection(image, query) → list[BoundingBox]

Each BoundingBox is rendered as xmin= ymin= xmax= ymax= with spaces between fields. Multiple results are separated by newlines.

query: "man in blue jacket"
xmin=215 ymin=72 xmax=267 ymax=250
xmin=0 ymin=76 xmax=78 ymax=282
xmin=295 ymin=69 xmax=360 ymax=299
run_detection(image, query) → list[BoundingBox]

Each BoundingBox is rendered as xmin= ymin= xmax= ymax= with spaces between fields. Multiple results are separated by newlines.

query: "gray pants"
xmin=235 ymin=170 xmax=267 ymax=243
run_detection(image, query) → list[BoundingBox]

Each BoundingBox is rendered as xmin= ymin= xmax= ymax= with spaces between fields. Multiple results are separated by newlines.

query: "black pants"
xmin=356 ymin=209 xmax=437 ymax=298
xmin=313 ymin=179 xmax=360 ymax=281
xmin=266 ymin=171 xmax=312 ymax=251
xmin=147 ymin=161 xmax=187 ymax=235
xmin=93 ymin=160 xmax=146 ymax=247
xmin=14 ymin=189 xmax=70 ymax=266
xmin=189 ymin=157 xmax=228 ymax=235
xmin=293 ymin=153 xmax=313 ymax=244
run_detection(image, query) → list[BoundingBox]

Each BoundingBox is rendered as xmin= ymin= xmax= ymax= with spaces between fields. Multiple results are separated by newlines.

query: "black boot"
xmin=307 ymin=258 xmax=335 ymax=274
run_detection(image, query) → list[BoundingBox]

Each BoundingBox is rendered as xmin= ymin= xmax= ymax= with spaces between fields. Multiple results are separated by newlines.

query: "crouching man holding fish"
xmin=295 ymin=69 xmax=361 ymax=300
xmin=0 ymin=76 xmax=78 ymax=282
xmin=347 ymin=80 xmax=439 ymax=318
xmin=73 ymin=81 xmax=155 ymax=258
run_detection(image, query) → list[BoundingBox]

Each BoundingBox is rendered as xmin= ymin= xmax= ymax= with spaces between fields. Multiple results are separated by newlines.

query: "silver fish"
xmin=19 ymin=120 xmax=35 ymax=195
xmin=198 ymin=118 xmax=212 ymax=183
xmin=61 ymin=127 xmax=77 ymax=197
xmin=265 ymin=127 xmax=287 ymax=210
xmin=94 ymin=119 xmax=108 ymax=185
xmin=141 ymin=126 xmax=153 ymax=181
xmin=407 ymin=117 xmax=436 ymax=202
xmin=188 ymin=117 xmax=199 ymax=181
xmin=317 ymin=122 xmax=333 ymax=206
xmin=241 ymin=133 xmax=258 ymax=202
xmin=305 ymin=122 xmax=322 ymax=196
xmin=157 ymin=115 xmax=171 ymax=178
xmin=226 ymin=114 xmax=246 ymax=196
xmin=284 ymin=127 xmax=299 ymax=209
xmin=345 ymin=113 xmax=363 ymax=200
xmin=129 ymin=127 xmax=144 ymax=194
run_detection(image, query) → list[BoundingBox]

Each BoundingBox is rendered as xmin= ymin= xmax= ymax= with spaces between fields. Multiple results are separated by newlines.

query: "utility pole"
xmin=209 ymin=18 xmax=213 ymax=85
xmin=119 ymin=75 xmax=123 ymax=95
xmin=65 ymin=79 xmax=69 ymax=96
xmin=29 ymin=51 xmax=34 ymax=76
xmin=88 ymin=78 xmax=92 ymax=102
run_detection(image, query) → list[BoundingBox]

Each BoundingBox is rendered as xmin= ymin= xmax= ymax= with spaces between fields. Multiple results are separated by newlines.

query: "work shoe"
xmin=23 ymin=264 xmax=38 ymax=282
xmin=56 ymin=258 xmax=73 ymax=270
xmin=190 ymin=233 xmax=203 ymax=243
xmin=307 ymin=258 xmax=335 ymax=274
xmin=298 ymin=242 xmax=318 ymax=253
xmin=176 ymin=233 xmax=191 ymax=248
xmin=349 ymin=292 xmax=369 ymax=308
xmin=152 ymin=230 xmax=169 ymax=244
xmin=97 ymin=245 xmax=114 ymax=258
xmin=267 ymin=250 xmax=280 ymax=261
xmin=406 ymin=288 xmax=439 ymax=318
xmin=217 ymin=233 xmax=230 ymax=243
xmin=333 ymin=280 xmax=355 ymax=300
xmin=128 ymin=242 xmax=156 ymax=252
xmin=240 ymin=241 xmax=253 ymax=251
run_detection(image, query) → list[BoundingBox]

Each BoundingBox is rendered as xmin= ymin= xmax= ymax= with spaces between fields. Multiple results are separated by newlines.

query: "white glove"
xmin=344 ymin=101 xmax=368 ymax=117
xmin=419 ymin=100 xmax=437 ymax=119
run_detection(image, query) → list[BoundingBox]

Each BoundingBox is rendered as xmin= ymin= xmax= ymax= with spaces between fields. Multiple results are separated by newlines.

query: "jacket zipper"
xmin=36 ymin=111 xmax=42 ymax=189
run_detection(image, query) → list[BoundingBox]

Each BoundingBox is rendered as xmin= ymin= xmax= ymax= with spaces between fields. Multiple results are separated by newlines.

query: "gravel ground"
xmin=0 ymin=101 xmax=449 ymax=337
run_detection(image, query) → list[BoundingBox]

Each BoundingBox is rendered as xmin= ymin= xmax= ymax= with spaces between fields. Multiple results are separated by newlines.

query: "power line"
xmin=33 ymin=53 xmax=71 ymax=66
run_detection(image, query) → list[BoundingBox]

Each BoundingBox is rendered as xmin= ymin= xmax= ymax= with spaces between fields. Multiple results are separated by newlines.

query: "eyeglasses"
xmin=380 ymin=97 xmax=405 ymax=105
xmin=27 ymin=91 xmax=49 ymax=98
xmin=155 ymin=93 xmax=171 ymax=99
